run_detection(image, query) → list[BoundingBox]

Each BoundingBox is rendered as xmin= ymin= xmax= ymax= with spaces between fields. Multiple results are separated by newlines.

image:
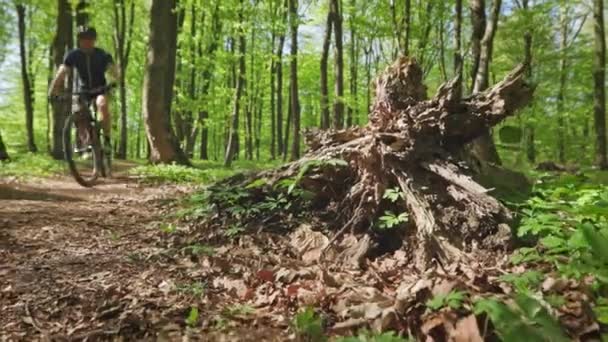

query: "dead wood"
xmin=205 ymin=57 xmax=533 ymax=270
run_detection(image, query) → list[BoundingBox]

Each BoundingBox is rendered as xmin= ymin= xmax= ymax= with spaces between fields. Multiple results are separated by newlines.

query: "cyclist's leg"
xmin=73 ymin=96 xmax=92 ymax=149
xmin=95 ymin=94 xmax=111 ymax=141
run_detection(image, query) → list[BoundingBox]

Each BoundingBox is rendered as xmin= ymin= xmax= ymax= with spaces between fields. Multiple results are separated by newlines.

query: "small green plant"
xmin=185 ymin=306 xmax=200 ymax=327
xmin=182 ymin=244 xmax=215 ymax=256
xmin=426 ymin=290 xmax=466 ymax=311
xmin=176 ymin=282 xmax=206 ymax=297
xmin=383 ymin=187 xmax=405 ymax=202
xmin=160 ymin=223 xmax=177 ymax=234
xmin=292 ymin=307 xmax=325 ymax=342
xmin=474 ymin=294 xmax=568 ymax=342
xmin=378 ymin=211 xmax=409 ymax=229
xmin=224 ymin=224 xmax=245 ymax=238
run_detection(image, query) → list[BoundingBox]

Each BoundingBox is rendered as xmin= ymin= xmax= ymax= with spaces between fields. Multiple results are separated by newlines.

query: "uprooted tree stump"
xmin=204 ymin=57 xmax=533 ymax=270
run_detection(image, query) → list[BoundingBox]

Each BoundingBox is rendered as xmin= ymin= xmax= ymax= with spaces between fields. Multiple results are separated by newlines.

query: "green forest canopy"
xmin=0 ymin=0 xmax=606 ymax=168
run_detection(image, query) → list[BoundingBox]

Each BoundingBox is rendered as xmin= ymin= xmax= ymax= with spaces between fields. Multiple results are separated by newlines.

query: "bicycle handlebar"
xmin=49 ymin=83 xmax=117 ymax=101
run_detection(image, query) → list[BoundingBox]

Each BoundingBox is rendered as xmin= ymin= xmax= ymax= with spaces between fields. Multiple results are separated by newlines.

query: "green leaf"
xmin=186 ymin=307 xmax=199 ymax=327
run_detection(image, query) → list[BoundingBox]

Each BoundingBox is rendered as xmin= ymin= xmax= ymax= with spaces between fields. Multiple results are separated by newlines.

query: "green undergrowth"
xmin=129 ymin=159 xmax=280 ymax=184
xmin=482 ymin=170 xmax=608 ymax=341
xmin=0 ymin=152 xmax=64 ymax=179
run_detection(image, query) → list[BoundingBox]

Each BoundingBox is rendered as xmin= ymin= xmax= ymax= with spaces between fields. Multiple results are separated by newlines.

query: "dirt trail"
xmin=0 ymin=164 xmax=278 ymax=341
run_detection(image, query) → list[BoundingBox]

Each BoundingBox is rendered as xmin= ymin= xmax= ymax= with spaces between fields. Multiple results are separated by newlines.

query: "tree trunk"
xmin=142 ymin=0 xmax=190 ymax=165
xmin=246 ymin=22 xmax=255 ymax=160
xmin=347 ymin=0 xmax=358 ymax=127
xmin=196 ymin=2 xmax=222 ymax=160
xmin=289 ymin=0 xmax=300 ymax=160
xmin=557 ymin=6 xmax=569 ymax=164
xmin=0 ymin=130 xmax=9 ymax=161
xmin=331 ymin=0 xmax=345 ymax=129
xmin=75 ymin=0 xmax=89 ymax=27
xmin=594 ymin=0 xmax=608 ymax=168
xmin=453 ymin=0 xmax=463 ymax=98
xmin=522 ymin=0 xmax=535 ymax=164
xmin=403 ymin=0 xmax=411 ymax=56
xmin=469 ymin=0 xmax=485 ymax=90
xmin=114 ymin=0 xmax=134 ymax=160
xmin=184 ymin=3 xmax=198 ymax=158
xmin=320 ymin=3 xmax=333 ymax=130
xmin=470 ymin=0 xmax=502 ymax=165
xmin=16 ymin=4 xmax=37 ymax=153
xmin=224 ymin=0 xmax=247 ymax=167
xmin=51 ymin=0 xmax=73 ymax=160
xmin=277 ymin=1 xmax=287 ymax=156
xmin=207 ymin=58 xmax=533 ymax=270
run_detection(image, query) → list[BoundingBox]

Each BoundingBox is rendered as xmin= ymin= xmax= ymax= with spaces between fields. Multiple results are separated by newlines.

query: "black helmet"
xmin=77 ymin=26 xmax=97 ymax=40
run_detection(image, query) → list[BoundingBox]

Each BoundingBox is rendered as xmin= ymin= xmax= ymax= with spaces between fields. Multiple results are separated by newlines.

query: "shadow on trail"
xmin=0 ymin=184 xmax=82 ymax=202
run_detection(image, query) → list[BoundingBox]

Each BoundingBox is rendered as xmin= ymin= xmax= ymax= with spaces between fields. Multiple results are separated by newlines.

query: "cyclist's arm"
xmin=48 ymin=64 xmax=72 ymax=97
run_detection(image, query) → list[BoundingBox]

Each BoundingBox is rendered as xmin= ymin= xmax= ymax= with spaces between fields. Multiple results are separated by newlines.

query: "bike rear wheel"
xmin=63 ymin=113 xmax=103 ymax=187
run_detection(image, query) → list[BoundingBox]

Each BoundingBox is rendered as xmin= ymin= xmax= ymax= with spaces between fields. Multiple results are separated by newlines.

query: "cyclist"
xmin=49 ymin=26 xmax=118 ymax=153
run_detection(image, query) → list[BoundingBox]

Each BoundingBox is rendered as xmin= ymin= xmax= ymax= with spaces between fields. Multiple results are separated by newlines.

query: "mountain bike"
xmin=52 ymin=84 xmax=115 ymax=187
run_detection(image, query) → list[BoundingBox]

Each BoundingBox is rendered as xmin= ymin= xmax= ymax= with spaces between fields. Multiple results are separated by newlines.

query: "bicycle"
xmin=51 ymin=84 xmax=115 ymax=187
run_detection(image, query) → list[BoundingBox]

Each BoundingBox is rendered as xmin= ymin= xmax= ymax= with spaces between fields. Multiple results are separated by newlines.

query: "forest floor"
xmin=1 ymin=160 xmax=606 ymax=341
xmin=0 ymin=162 xmax=287 ymax=341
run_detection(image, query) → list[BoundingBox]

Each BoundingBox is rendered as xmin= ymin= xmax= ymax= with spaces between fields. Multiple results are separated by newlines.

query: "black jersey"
xmin=63 ymin=48 xmax=113 ymax=90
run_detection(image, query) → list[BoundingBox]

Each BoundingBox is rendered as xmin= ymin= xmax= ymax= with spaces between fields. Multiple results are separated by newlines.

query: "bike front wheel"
xmin=63 ymin=113 xmax=103 ymax=187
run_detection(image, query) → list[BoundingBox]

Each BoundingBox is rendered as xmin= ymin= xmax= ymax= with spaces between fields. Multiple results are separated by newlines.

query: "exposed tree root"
xmin=204 ymin=57 xmax=533 ymax=270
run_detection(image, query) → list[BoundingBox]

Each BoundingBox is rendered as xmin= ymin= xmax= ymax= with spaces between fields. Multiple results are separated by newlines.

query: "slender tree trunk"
xmin=246 ymin=22 xmax=255 ymax=160
xmin=276 ymin=3 xmax=287 ymax=156
xmin=557 ymin=6 xmax=569 ymax=163
xmin=522 ymin=0 xmax=535 ymax=164
xmin=51 ymin=0 xmax=73 ymax=160
xmin=594 ymin=0 xmax=608 ymax=168
xmin=470 ymin=0 xmax=502 ymax=165
xmin=114 ymin=0 xmax=134 ymax=159
xmin=289 ymin=0 xmax=301 ymax=160
xmin=0 ymin=131 xmax=9 ymax=161
xmin=225 ymin=0 xmax=247 ymax=167
xmin=142 ymin=0 xmax=190 ymax=165
xmin=403 ymin=0 xmax=411 ymax=56
xmin=75 ymin=0 xmax=89 ymax=27
xmin=454 ymin=0 xmax=463 ymax=98
xmin=469 ymin=0 xmax=485 ymax=90
xmin=320 ymin=4 xmax=333 ymax=129
xmin=331 ymin=0 xmax=345 ymax=129
xmin=347 ymin=0 xmax=358 ymax=127
xmin=197 ymin=2 xmax=222 ymax=160
xmin=16 ymin=4 xmax=37 ymax=153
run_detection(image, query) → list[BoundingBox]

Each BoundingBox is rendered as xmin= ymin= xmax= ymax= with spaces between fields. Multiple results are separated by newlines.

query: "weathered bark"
xmin=142 ymin=0 xmax=190 ymax=165
xmin=51 ymin=0 xmax=73 ymax=160
xmin=207 ymin=58 xmax=533 ymax=270
xmin=594 ymin=0 xmax=608 ymax=169
xmin=331 ymin=0 xmax=345 ymax=129
xmin=470 ymin=0 xmax=502 ymax=165
xmin=224 ymin=0 xmax=247 ymax=167
xmin=320 ymin=4 xmax=333 ymax=130
xmin=289 ymin=0 xmax=301 ymax=160
xmin=0 ymin=131 xmax=9 ymax=161
xmin=16 ymin=4 xmax=37 ymax=153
